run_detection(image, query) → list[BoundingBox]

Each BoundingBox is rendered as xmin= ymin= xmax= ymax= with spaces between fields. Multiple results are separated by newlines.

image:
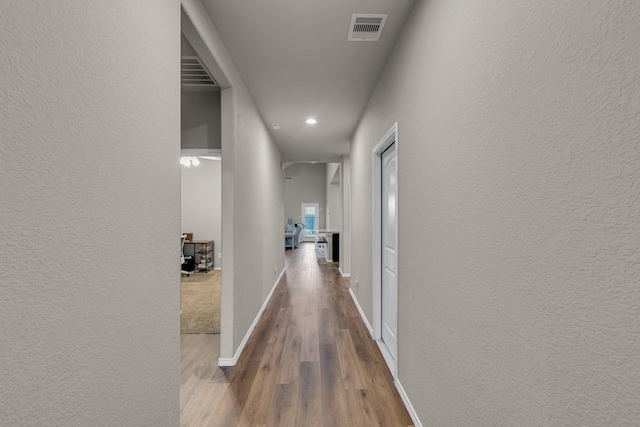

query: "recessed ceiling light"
xmin=306 ymin=118 xmax=316 ymax=124
xmin=309 ymin=159 xmax=318 ymax=164
xmin=272 ymin=124 xmax=281 ymax=130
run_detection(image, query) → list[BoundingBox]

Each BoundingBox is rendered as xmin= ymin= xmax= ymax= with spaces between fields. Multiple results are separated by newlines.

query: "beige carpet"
xmin=180 ymin=270 xmax=221 ymax=334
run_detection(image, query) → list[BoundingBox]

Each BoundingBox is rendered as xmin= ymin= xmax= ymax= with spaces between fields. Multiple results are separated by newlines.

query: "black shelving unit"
xmin=184 ymin=240 xmax=214 ymax=273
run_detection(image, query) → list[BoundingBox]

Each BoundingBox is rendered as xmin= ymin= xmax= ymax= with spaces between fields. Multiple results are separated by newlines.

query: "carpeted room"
xmin=180 ymin=269 xmax=221 ymax=333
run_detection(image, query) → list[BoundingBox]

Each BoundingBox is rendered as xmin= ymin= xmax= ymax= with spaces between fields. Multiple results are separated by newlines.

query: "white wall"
xmin=230 ymin=85 xmax=285 ymax=351
xmin=351 ymin=0 xmax=640 ymax=425
xmin=340 ymin=156 xmax=351 ymax=275
xmin=0 ymin=1 xmax=180 ymax=425
xmin=326 ymin=163 xmax=342 ymax=231
xmin=284 ymin=163 xmax=327 ymax=230
xmin=182 ymin=0 xmax=285 ymax=360
xmin=181 ymin=159 xmax=222 ymax=269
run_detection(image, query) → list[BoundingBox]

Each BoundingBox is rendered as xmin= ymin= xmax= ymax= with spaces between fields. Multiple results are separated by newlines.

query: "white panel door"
xmin=381 ymin=143 xmax=397 ymax=361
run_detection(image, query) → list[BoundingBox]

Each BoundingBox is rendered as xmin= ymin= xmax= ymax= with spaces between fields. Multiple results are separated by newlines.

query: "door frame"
xmin=372 ymin=122 xmax=399 ymax=380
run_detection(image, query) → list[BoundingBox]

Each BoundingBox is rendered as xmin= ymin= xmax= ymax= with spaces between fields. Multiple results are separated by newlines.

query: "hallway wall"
xmin=230 ymin=84 xmax=286 ymax=354
xmin=340 ymin=156 xmax=351 ymax=275
xmin=0 ymin=1 xmax=180 ymax=425
xmin=350 ymin=0 xmax=640 ymax=425
xmin=326 ymin=163 xmax=342 ymax=231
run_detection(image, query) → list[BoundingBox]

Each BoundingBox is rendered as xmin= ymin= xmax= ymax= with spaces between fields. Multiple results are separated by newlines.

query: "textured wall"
xmin=0 ymin=1 xmax=180 ymax=425
xmin=350 ymin=122 xmax=376 ymax=320
xmin=350 ymin=0 xmax=640 ymax=424
xmin=181 ymin=159 xmax=222 ymax=269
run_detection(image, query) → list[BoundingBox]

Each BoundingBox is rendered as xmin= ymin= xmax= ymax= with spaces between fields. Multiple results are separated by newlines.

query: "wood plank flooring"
xmin=180 ymin=242 xmax=413 ymax=426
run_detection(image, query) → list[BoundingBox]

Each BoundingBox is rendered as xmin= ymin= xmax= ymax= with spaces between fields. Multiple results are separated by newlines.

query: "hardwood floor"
xmin=180 ymin=242 xmax=414 ymax=426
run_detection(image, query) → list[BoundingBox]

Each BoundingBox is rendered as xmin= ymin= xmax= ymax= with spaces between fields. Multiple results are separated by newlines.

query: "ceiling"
xmin=198 ymin=0 xmax=415 ymax=162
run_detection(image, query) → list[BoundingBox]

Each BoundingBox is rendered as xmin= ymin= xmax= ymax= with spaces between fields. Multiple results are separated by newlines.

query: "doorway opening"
xmin=301 ymin=202 xmax=320 ymax=241
xmin=181 ymin=2 xmax=234 ymax=365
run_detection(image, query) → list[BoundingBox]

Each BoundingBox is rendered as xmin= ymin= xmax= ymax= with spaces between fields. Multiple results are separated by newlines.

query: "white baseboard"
xmin=214 ymin=267 xmax=221 ymax=271
xmin=218 ymin=267 xmax=286 ymax=367
xmin=395 ymin=379 xmax=423 ymax=427
xmin=217 ymin=356 xmax=236 ymax=367
xmin=339 ymin=267 xmax=350 ymax=277
xmin=348 ymin=288 xmax=373 ymax=338
xmin=377 ymin=338 xmax=396 ymax=379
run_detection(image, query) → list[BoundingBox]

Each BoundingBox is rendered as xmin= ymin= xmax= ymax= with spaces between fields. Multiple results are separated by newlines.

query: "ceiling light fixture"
xmin=306 ymin=118 xmax=317 ymax=124
xmin=309 ymin=159 xmax=318 ymax=164
xmin=272 ymin=124 xmax=281 ymax=130
xmin=180 ymin=156 xmax=200 ymax=168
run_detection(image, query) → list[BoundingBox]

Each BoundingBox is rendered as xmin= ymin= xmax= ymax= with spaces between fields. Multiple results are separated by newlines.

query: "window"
xmin=301 ymin=203 xmax=319 ymax=239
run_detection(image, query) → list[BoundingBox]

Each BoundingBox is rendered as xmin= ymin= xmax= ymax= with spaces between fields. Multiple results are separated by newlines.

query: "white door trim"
xmin=372 ymin=122 xmax=399 ymax=380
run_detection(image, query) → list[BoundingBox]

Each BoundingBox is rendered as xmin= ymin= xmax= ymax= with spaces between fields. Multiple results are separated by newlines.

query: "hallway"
xmin=180 ymin=242 xmax=413 ymax=426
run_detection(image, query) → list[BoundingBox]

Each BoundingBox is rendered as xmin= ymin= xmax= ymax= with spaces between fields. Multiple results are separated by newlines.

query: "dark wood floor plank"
xmin=267 ymin=307 xmax=291 ymax=345
xmin=180 ymin=242 xmax=414 ymax=426
xmin=319 ymin=343 xmax=350 ymax=427
xmin=237 ymin=342 xmax=281 ymax=426
xmin=347 ymin=315 xmax=377 ymax=363
xmin=318 ymin=306 xmax=338 ymax=346
xmin=213 ymin=385 xmax=243 ymax=427
xmin=295 ymin=361 xmax=323 ymax=427
xmin=354 ymin=387 xmax=384 ymax=426
xmin=365 ymin=359 xmax=415 ymax=426
xmin=222 ymin=359 xmax=260 ymax=412
xmin=300 ymin=314 xmax=320 ymax=362
xmin=276 ymin=325 xmax=302 ymax=384
xmin=335 ymin=329 xmax=368 ymax=390
xmin=266 ymin=384 xmax=297 ymax=426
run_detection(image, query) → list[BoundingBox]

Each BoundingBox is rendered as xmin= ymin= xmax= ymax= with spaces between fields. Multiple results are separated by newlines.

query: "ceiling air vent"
xmin=181 ymin=56 xmax=218 ymax=87
xmin=348 ymin=14 xmax=388 ymax=41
